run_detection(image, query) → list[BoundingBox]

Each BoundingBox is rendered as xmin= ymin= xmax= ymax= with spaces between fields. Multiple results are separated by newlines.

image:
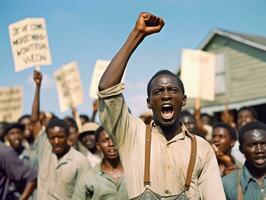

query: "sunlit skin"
xmin=97 ymin=130 xmax=123 ymax=184
xmin=20 ymin=117 xmax=33 ymax=143
xmin=180 ymin=115 xmax=196 ymax=133
xmin=212 ymin=127 xmax=236 ymax=175
xmin=67 ymin=126 xmax=78 ymax=146
xmin=212 ymin=127 xmax=235 ymax=155
xmin=80 ymin=133 xmax=97 ymax=153
xmin=46 ymin=126 xmax=70 ymax=159
xmin=147 ymin=74 xmax=186 ymax=141
xmin=5 ymin=128 xmax=24 ymax=152
xmin=237 ymin=110 xmax=256 ymax=129
xmin=240 ymin=129 xmax=266 ymax=186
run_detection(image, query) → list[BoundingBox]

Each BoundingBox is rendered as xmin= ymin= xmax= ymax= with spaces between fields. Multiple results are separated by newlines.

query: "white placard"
xmin=9 ymin=18 xmax=52 ymax=72
xmin=54 ymin=62 xmax=84 ymax=112
xmin=0 ymin=86 xmax=23 ymax=122
xmin=89 ymin=60 xmax=110 ymax=99
xmin=181 ymin=49 xmax=216 ymax=101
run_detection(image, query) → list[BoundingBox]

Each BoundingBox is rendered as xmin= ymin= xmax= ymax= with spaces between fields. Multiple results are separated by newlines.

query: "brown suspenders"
xmin=144 ymin=124 xmax=197 ymax=190
xmin=144 ymin=124 xmax=152 ymax=186
xmin=237 ymin=169 xmax=243 ymax=200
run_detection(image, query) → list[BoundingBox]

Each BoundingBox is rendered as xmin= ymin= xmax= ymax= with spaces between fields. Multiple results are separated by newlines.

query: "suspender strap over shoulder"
xmin=144 ymin=125 xmax=152 ymax=186
xmin=143 ymin=125 xmax=197 ymax=191
xmin=237 ymin=169 xmax=243 ymax=200
xmin=184 ymin=135 xmax=197 ymax=190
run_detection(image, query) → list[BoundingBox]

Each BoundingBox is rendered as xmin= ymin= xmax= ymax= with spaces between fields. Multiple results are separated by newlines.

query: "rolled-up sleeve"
xmin=98 ymin=83 xmax=132 ymax=147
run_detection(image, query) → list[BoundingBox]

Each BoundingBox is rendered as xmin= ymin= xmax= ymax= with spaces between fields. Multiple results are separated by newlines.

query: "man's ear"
xmin=182 ymin=95 xmax=187 ymax=106
xmin=147 ymin=97 xmax=151 ymax=109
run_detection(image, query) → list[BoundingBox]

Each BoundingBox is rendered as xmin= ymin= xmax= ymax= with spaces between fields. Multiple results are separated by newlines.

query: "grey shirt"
xmin=35 ymin=129 xmax=91 ymax=200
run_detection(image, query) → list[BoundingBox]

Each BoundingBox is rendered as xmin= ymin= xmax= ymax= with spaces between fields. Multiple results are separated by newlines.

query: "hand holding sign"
xmin=34 ymin=70 xmax=42 ymax=86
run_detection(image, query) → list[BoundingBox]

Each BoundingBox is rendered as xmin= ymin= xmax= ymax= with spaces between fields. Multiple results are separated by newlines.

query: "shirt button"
xmin=165 ymin=190 xmax=170 ymax=194
xmin=167 ymin=165 xmax=170 ymax=170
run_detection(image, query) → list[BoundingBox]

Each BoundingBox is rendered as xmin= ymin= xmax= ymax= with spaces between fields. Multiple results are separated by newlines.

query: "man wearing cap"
xmin=79 ymin=122 xmax=102 ymax=167
xmin=222 ymin=121 xmax=266 ymax=199
xmin=0 ymin=140 xmax=37 ymax=200
xmin=3 ymin=122 xmax=38 ymax=199
xmin=31 ymin=70 xmax=91 ymax=200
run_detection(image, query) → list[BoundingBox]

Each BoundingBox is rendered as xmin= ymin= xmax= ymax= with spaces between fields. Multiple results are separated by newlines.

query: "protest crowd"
xmin=1 ymin=12 xmax=265 ymax=200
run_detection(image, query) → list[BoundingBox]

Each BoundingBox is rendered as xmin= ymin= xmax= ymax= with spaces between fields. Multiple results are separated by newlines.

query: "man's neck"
xmin=246 ymin=163 xmax=266 ymax=186
xmin=159 ymin=121 xmax=182 ymax=141
xmin=102 ymin=157 xmax=121 ymax=171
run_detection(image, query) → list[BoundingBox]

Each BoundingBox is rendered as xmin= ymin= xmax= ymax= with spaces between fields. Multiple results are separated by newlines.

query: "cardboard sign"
xmin=54 ymin=62 xmax=84 ymax=112
xmin=89 ymin=60 xmax=110 ymax=99
xmin=89 ymin=60 xmax=127 ymax=99
xmin=181 ymin=49 xmax=216 ymax=101
xmin=9 ymin=18 xmax=52 ymax=72
xmin=0 ymin=86 xmax=23 ymax=122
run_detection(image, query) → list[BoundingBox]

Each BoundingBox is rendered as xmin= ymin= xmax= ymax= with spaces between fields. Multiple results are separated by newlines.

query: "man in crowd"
xmin=78 ymin=122 xmax=102 ymax=167
xmin=31 ymin=70 xmax=90 ymax=200
xmin=231 ymin=106 xmax=258 ymax=166
xmin=237 ymin=106 xmax=257 ymax=130
xmin=211 ymin=122 xmax=239 ymax=176
xmin=72 ymin=126 xmax=128 ymax=199
xmin=223 ymin=121 xmax=266 ymax=199
xmin=3 ymin=122 xmax=38 ymax=199
xmin=0 ymin=141 xmax=37 ymax=200
xmin=18 ymin=115 xmax=34 ymax=148
xmin=98 ymin=12 xmax=225 ymax=199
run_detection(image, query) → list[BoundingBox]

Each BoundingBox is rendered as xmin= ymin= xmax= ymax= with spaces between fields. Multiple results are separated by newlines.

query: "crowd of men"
xmin=0 ymin=12 xmax=265 ymax=200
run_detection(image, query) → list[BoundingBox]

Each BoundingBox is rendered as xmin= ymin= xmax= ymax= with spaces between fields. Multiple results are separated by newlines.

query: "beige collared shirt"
xmin=98 ymin=83 xmax=226 ymax=200
xmin=35 ymin=129 xmax=91 ymax=200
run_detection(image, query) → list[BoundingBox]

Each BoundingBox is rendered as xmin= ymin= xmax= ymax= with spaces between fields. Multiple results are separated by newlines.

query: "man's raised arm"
xmin=98 ymin=12 xmax=164 ymax=91
xmin=31 ymin=70 xmax=43 ymax=139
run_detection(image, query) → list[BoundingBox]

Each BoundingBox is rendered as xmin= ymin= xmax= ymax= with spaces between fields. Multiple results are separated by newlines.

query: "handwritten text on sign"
xmin=9 ymin=18 xmax=52 ymax=71
xmin=54 ymin=62 xmax=84 ymax=112
xmin=0 ymin=86 xmax=23 ymax=122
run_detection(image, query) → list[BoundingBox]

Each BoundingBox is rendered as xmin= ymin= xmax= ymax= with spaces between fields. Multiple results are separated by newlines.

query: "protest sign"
xmin=89 ymin=60 xmax=126 ymax=99
xmin=181 ymin=49 xmax=216 ymax=101
xmin=89 ymin=60 xmax=110 ymax=99
xmin=9 ymin=18 xmax=52 ymax=71
xmin=54 ymin=62 xmax=84 ymax=112
xmin=0 ymin=86 xmax=23 ymax=122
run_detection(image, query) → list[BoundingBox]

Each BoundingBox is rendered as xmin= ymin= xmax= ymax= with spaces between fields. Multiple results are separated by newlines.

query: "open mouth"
xmin=161 ymin=104 xmax=174 ymax=119
xmin=254 ymin=156 xmax=266 ymax=165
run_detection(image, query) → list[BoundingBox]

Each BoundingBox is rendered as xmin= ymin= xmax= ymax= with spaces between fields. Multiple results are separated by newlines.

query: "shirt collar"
xmin=241 ymin=164 xmax=265 ymax=192
xmin=152 ymin=121 xmax=193 ymax=142
xmin=56 ymin=147 xmax=74 ymax=168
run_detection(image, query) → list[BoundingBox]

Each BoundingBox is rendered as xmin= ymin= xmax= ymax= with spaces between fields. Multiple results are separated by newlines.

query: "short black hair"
xmin=213 ymin=122 xmax=237 ymax=140
xmin=95 ymin=126 xmax=105 ymax=143
xmin=46 ymin=119 xmax=69 ymax=135
xmin=64 ymin=116 xmax=78 ymax=130
xmin=147 ymin=70 xmax=185 ymax=97
xmin=18 ymin=114 xmax=31 ymax=122
xmin=79 ymin=114 xmax=90 ymax=123
xmin=238 ymin=121 xmax=266 ymax=145
xmin=238 ymin=106 xmax=257 ymax=119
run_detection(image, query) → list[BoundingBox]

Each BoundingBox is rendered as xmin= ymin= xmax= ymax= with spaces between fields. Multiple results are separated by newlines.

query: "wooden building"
xmin=185 ymin=29 xmax=266 ymax=122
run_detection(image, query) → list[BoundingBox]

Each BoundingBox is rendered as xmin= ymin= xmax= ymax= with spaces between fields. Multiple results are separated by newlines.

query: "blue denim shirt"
xmin=222 ymin=165 xmax=266 ymax=200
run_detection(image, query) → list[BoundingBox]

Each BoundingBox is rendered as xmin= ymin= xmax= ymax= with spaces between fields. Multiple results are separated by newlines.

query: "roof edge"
xmin=198 ymin=28 xmax=266 ymax=52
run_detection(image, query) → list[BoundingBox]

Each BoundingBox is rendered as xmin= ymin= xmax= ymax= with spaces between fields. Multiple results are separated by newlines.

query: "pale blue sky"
xmin=1 ymin=0 xmax=266 ymax=119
